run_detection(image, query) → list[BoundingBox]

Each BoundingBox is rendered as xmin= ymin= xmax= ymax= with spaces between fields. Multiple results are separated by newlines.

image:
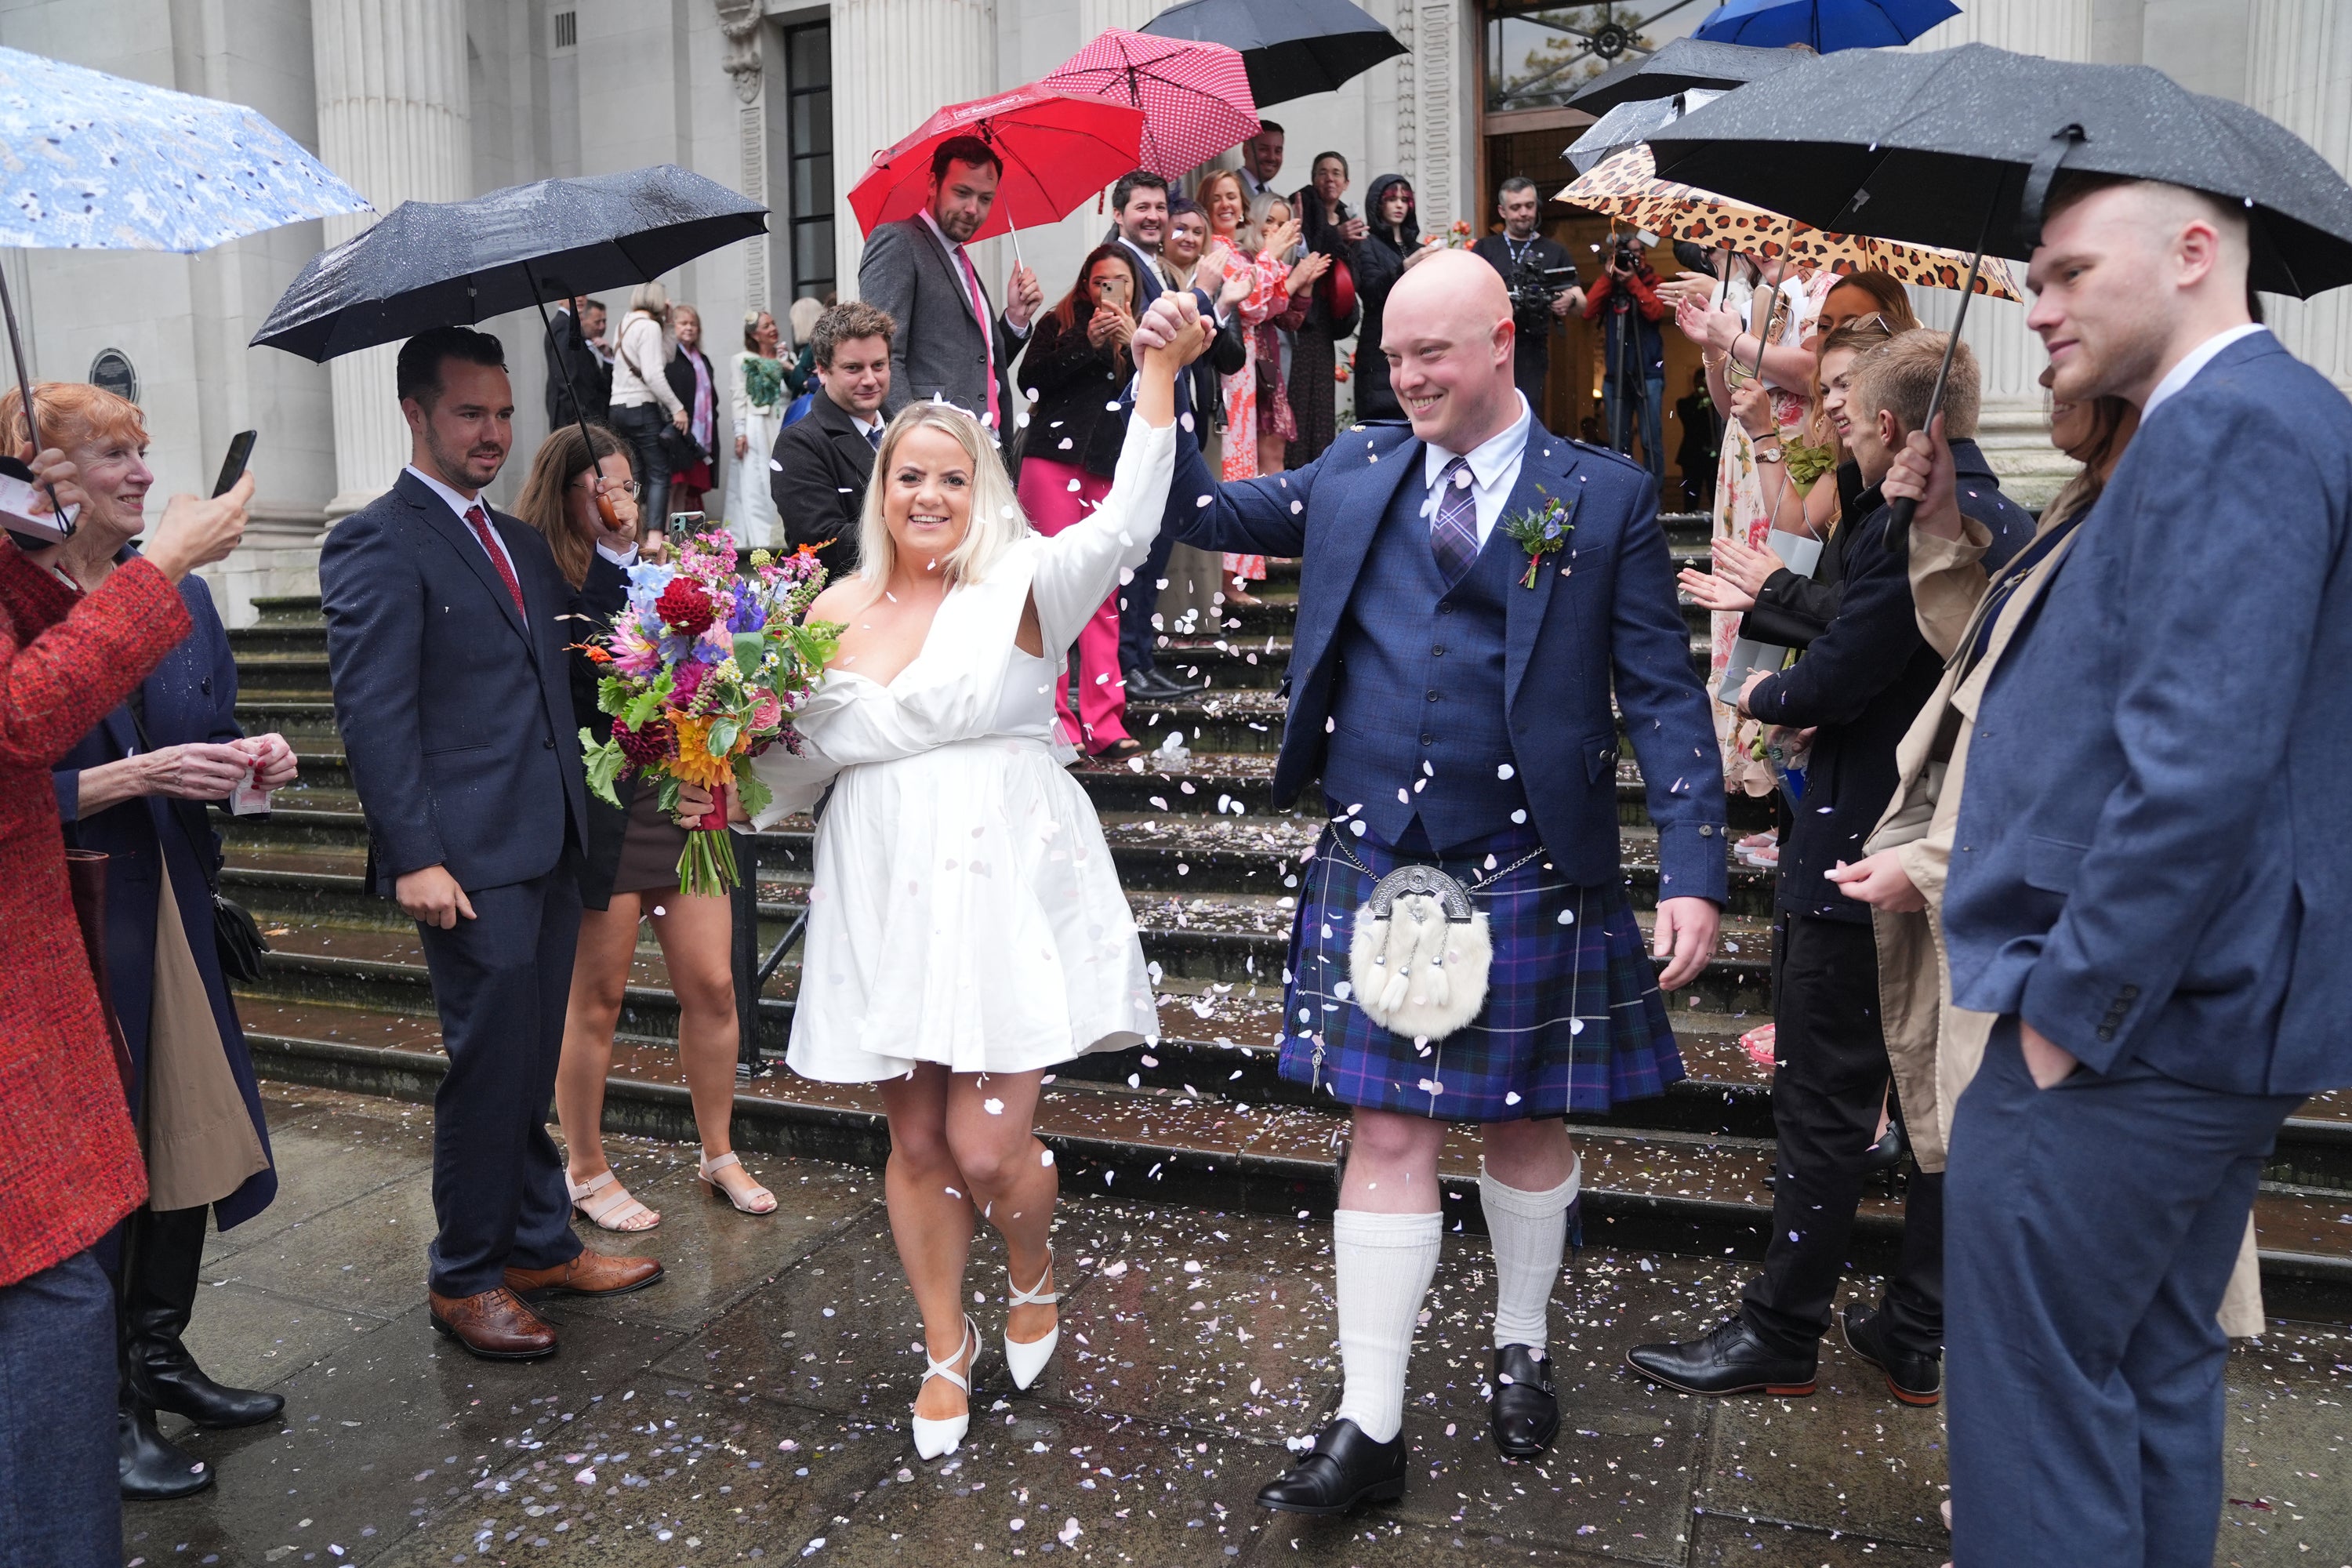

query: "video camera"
xmin=1508 ymin=260 xmax=1581 ymax=322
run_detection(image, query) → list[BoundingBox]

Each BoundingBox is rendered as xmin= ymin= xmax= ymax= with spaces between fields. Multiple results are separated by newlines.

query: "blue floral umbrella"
xmin=0 ymin=45 xmax=368 ymax=526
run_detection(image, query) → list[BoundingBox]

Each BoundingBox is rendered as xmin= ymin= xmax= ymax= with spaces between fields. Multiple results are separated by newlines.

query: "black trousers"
xmin=1510 ymin=340 xmax=1550 ymax=424
xmin=419 ymin=864 xmax=585 ymax=1296
xmin=1740 ymin=913 xmax=1944 ymax=1359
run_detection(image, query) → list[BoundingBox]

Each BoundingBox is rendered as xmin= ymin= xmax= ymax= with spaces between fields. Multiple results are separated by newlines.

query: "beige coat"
xmin=1866 ymin=510 xmax=2266 ymax=1338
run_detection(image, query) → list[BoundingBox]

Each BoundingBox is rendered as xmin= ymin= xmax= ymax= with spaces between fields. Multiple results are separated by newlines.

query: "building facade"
xmin=0 ymin=0 xmax=2343 ymax=622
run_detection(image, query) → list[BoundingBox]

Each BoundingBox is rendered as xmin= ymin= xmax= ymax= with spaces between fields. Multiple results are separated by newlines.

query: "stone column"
xmin=311 ymin=0 xmax=472 ymax=520
xmin=831 ymin=0 xmax=997 ymax=302
xmin=2245 ymin=1 xmax=2352 ymax=392
xmin=1392 ymin=0 xmax=1470 ymax=231
xmin=717 ymin=0 xmax=771 ymax=312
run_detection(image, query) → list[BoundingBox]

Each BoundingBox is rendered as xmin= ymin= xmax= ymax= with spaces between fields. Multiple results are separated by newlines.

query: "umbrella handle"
xmin=0 ymin=260 xmax=68 ymax=534
xmin=526 ymin=267 xmax=626 ymax=532
xmin=1884 ymin=201 xmax=1997 ymax=539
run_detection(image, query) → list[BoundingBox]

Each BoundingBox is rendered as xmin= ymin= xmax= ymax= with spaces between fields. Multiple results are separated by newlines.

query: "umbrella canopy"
xmin=1041 ymin=29 xmax=1258 ymax=180
xmin=1692 ymin=0 xmax=1958 ymax=53
xmin=253 ymin=165 xmax=766 ymax=361
xmin=0 ymin=44 xmax=369 ymax=251
xmin=1565 ymin=97 xmax=1680 ymax=177
xmin=1647 ymin=42 xmax=2352 ymax=296
xmin=1142 ymin=0 xmax=1406 ymax=110
xmin=1560 ymin=144 xmax=2024 ymax=300
xmin=1563 ymin=36 xmax=1807 ymax=117
xmin=846 ymin=85 xmax=1145 ymax=245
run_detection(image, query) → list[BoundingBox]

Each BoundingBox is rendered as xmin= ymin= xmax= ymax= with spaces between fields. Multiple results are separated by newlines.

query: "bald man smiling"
xmin=1139 ymin=250 xmax=1725 ymax=1514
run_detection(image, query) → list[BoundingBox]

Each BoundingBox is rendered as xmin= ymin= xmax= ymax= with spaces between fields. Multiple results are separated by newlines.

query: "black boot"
xmin=1489 ymin=1345 xmax=1559 ymax=1460
xmin=118 ymin=1404 xmax=212 ymax=1501
xmin=1256 ymin=1418 xmax=1407 ymax=1515
xmin=125 ymin=1206 xmax=284 ymax=1428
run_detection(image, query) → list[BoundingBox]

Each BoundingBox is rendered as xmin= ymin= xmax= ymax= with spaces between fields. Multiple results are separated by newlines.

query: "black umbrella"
xmin=1566 ymin=96 xmax=1680 ymax=176
xmin=1563 ymin=36 xmax=1806 ymax=117
xmin=1142 ymin=0 xmax=1406 ymax=109
xmin=1647 ymin=42 xmax=2352 ymax=528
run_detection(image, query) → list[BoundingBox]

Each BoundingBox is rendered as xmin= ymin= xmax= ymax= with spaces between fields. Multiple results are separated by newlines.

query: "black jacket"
xmin=664 ymin=347 xmax=717 ymax=464
xmin=1353 ymin=177 xmax=1416 ymax=423
xmin=543 ymin=308 xmax=609 ymax=430
xmin=1018 ymin=310 xmax=1132 ymax=477
xmin=771 ymin=386 xmax=877 ymax=580
xmin=1745 ymin=452 xmax=2033 ymax=924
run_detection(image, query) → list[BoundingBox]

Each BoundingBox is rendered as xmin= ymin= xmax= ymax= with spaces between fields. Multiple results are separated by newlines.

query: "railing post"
xmin=731 ymin=829 xmax=768 ymax=1077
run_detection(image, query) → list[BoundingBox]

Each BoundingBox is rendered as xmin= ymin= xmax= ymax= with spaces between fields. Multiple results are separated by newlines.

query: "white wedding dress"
xmin=749 ymin=417 xmax=1177 ymax=1082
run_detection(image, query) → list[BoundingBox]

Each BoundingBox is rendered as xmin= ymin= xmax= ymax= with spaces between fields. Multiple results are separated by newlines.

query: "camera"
xmin=1508 ymin=261 xmax=1580 ymax=322
xmin=1602 ymin=232 xmax=1646 ymax=278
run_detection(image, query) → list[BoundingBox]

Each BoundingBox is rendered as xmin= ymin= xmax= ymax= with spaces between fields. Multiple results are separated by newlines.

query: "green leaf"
xmin=732 ymin=766 xmax=773 ymax=822
xmin=581 ymin=735 xmax=626 ymax=808
xmin=707 ymin=717 xmax=740 ymax=757
xmin=734 ymin=631 xmax=766 ymax=670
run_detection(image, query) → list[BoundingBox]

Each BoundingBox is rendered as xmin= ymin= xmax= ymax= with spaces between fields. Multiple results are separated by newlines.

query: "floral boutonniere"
xmin=1501 ymin=491 xmax=1577 ymax=588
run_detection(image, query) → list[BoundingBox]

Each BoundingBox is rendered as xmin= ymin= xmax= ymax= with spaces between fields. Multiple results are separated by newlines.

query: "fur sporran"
xmin=1347 ymin=864 xmax=1493 ymax=1041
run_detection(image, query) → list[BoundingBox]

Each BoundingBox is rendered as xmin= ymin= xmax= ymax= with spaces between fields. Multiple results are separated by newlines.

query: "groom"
xmin=1138 ymin=250 xmax=1724 ymax=1513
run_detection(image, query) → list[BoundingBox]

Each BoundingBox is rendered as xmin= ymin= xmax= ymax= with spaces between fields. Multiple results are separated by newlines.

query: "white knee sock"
xmin=1330 ymin=1208 xmax=1443 ymax=1444
xmin=1480 ymin=1156 xmax=1581 ymax=1354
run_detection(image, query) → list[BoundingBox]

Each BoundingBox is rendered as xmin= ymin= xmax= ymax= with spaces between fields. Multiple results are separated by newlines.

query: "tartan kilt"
xmin=1275 ymin=818 xmax=1685 ymax=1122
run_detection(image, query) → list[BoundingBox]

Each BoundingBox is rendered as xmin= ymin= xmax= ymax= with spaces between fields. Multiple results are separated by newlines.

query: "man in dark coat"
xmin=1628 ymin=329 xmax=2030 ymax=1410
xmin=320 ymin=327 xmax=660 ymax=1363
xmin=543 ymin=295 xmax=609 ymax=430
xmin=771 ymin=300 xmax=893 ymax=579
xmin=1470 ymin=177 xmax=1581 ymax=420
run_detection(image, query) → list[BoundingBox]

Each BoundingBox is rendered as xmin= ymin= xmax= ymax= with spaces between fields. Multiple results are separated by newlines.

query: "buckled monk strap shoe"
xmin=1840 ymin=1303 xmax=1943 ymax=1406
xmin=1625 ymin=1317 xmax=1818 ymax=1398
xmin=503 ymin=1249 xmax=664 ymax=1300
xmin=429 ymin=1287 xmax=558 ymax=1361
xmin=1490 ymin=1344 xmax=1561 ymax=1459
xmin=1256 ymin=1418 xmax=1409 ymax=1515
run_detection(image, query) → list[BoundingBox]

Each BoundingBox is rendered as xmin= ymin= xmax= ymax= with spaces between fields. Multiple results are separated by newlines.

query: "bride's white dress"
xmin=750 ymin=417 xmax=1178 ymax=1081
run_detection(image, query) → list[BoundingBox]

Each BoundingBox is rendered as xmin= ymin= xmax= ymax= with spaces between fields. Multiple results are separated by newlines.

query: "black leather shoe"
xmin=119 ymin=1406 xmax=212 ymax=1501
xmin=1625 ymin=1318 xmax=1817 ymax=1398
xmin=1840 ymin=1302 xmax=1942 ymax=1406
xmin=135 ymin=1354 xmax=284 ymax=1429
xmin=1256 ymin=1418 xmax=1408 ymax=1515
xmin=1490 ymin=1345 xmax=1559 ymax=1460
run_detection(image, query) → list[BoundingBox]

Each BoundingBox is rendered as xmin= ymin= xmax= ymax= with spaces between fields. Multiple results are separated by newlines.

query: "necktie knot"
xmin=866 ymin=423 xmax=884 ymax=451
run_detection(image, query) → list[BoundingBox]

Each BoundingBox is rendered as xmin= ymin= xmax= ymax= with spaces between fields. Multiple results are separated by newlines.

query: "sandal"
xmin=568 ymin=1169 xmax=660 ymax=1232
xmin=698 ymin=1151 xmax=777 ymax=1215
xmin=1003 ymin=1250 xmax=1061 ymax=1391
xmin=912 ymin=1315 xmax=978 ymax=1460
xmin=1094 ymin=737 xmax=1144 ymax=761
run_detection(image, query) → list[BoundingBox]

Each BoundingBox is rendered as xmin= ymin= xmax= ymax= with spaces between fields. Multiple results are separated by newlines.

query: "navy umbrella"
xmin=253 ymin=165 xmax=767 ymax=362
xmin=1563 ymin=36 xmax=1807 ymax=117
xmin=1142 ymin=0 xmax=1406 ymax=109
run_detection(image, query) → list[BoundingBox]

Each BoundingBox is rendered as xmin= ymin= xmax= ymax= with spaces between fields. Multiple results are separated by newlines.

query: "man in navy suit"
xmin=1138 ymin=250 xmax=1725 ymax=1513
xmin=1922 ymin=176 xmax=2352 ymax=1566
xmin=321 ymin=327 xmax=662 ymax=1361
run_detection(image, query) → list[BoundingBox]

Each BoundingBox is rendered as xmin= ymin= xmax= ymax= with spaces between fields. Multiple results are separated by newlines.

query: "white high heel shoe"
xmin=1003 ymin=1251 xmax=1060 ymax=1392
xmin=911 ymin=1316 xmax=978 ymax=1461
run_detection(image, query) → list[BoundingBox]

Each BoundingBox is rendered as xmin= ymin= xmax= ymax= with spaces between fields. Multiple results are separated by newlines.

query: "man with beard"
xmin=320 ymin=327 xmax=661 ymax=1360
xmin=858 ymin=134 xmax=1043 ymax=443
xmin=1472 ymin=178 xmax=1581 ymax=417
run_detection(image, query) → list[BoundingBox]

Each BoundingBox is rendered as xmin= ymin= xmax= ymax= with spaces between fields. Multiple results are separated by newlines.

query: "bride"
xmin=702 ymin=291 xmax=1208 ymax=1458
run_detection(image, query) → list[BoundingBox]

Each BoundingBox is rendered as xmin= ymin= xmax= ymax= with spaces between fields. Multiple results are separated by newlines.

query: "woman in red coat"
xmin=0 ymin=450 xmax=250 ymax=1568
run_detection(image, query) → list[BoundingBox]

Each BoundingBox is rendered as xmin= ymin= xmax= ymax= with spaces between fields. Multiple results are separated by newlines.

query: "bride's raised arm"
xmin=1028 ymin=293 xmax=1210 ymax=650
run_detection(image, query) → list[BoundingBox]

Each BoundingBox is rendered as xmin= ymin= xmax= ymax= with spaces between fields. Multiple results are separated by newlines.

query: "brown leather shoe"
xmin=428 ymin=1287 xmax=557 ymax=1361
xmin=503 ymin=1249 xmax=664 ymax=1300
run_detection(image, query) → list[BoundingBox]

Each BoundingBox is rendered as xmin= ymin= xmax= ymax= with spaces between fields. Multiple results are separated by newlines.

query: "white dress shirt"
xmin=1419 ymin=392 xmax=1534 ymax=548
xmin=403 ymin=465 xmax=636 ymax=597
xmin=2140 ymin=323 xmax=2269 ymax=419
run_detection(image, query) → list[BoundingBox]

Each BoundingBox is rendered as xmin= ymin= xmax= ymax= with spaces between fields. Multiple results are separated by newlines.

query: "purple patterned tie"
xmin=1428 ymin=455 xmax=1478 ymax=586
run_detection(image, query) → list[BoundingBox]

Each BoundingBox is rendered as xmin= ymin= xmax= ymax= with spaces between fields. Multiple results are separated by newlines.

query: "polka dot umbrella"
xmin=1040 ymin=29 xmax=1259 ymax=182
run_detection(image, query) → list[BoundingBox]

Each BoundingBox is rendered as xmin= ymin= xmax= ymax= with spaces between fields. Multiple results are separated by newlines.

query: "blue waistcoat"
xmin=1323 ymin=470 xmax=1530 ymax=848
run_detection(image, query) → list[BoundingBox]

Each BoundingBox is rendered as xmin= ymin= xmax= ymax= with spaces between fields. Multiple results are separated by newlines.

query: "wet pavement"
xmin=132 ymin=1083 xmax=2351 ymax=1568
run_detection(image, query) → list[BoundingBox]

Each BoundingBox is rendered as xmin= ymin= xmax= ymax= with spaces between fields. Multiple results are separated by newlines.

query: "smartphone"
xmin=212 ymin=430 xmax=258 ymax=498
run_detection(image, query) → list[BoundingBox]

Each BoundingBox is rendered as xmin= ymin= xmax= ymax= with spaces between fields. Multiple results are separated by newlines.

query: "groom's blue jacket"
xmin=1945 ymin=330 xmax=2352 ymax=1096
xmin=1165 ymin=419 xmax=1726 ymax=904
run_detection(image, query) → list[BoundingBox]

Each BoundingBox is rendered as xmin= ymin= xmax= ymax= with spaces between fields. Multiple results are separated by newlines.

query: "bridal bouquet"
xmin=576 ymin=531 xmax=841 ymax=895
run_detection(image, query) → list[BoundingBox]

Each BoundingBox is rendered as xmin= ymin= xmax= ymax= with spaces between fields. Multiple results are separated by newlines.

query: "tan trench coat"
xmin=1864 ymin=510 xmax=2266 ymax=1338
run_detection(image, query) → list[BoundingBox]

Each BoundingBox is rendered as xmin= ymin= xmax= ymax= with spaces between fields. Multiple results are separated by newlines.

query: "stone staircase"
xmin=218 ymin=514 xmax=2352 ymax=1313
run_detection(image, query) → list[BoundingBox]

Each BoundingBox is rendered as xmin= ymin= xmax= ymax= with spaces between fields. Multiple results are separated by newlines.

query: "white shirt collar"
xmin=2143 ymin=323 xmax=2268 ymax=419
xmin=853 ymin=408 xmax=884 ymax=434
xmin=404 ymin=463 xmax=485 ymax=523
xmin=1420 ymin=393 xmax=1535 ymax=547
xmin=1117 ymin=234 xmax=1158 ymax=276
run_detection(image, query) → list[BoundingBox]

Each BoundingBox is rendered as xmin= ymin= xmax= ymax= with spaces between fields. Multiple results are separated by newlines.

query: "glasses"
xmin=577 ymin=476 xmax=639 ymax=495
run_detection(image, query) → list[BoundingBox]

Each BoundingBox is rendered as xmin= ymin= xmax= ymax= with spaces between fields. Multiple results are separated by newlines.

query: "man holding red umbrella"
xmin=858 ymin=136 xmax=1044 ymax=443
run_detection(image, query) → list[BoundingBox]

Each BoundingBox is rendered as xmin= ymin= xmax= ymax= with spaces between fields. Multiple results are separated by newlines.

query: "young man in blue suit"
xmin=1138 ymin=250 xmax=1726 ymax=1514
xmin=321 ymin=328 xmax=662 ymax=1361
xmin=1911 ymin=176 xmax=2352 ymax=1567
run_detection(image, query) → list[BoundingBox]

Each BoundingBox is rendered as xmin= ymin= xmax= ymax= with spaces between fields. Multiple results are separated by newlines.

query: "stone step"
xmin=229 ymin=997 xmax=2352 ymax=1308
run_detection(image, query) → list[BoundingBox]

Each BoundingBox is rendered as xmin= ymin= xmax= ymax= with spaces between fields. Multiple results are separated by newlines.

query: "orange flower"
xmin=568 ymin=641 xmax=614 ymax=663
xmin=664 ymin=710 xmax=737 ymax=789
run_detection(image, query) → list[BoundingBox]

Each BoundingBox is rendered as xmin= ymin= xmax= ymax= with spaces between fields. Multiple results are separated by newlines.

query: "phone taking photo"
xmin=212 ymin=430 xmax=258 ymax=498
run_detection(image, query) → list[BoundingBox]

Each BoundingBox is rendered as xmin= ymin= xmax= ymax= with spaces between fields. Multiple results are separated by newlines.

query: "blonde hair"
xmin=1241 ymin=190 xmax=1290 ymax=256
xmin=1850 ymin=328 xmax=1982 ymax=441
xmin=786 ymin=296 xmax=824 ymax=349
xmin=627 ymin=281 xmax=671 ymax=319
xmin=851 ymin=401 xmax=1028 ymax=606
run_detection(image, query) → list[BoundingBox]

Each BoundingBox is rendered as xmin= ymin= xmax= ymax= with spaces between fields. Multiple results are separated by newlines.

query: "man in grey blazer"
xmin=857 ymin=133 xmax=1042 ymax=443
xmin=1917 ymin=174 xmax=2352 ymax=1567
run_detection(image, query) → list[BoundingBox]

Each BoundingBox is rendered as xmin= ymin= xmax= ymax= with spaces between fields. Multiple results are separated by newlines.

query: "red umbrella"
xmin=1041 ymin=29 xmax=1259 ymax=180
xmin=847 ymin=85 xmax=1146 ymax=253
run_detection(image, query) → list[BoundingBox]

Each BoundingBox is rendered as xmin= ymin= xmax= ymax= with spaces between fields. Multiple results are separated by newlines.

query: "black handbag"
xmin=617 ymin=328 xmax=707 ymax=472
xmin=126 ymin=706 xmax=270 ymax=983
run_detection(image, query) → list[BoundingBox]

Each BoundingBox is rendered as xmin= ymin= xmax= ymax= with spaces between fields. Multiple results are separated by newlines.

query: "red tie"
xmin=464 ymin=503 xmax=527 ymax=619
xmin=953 ymin=245 xmax=1000 ymax=430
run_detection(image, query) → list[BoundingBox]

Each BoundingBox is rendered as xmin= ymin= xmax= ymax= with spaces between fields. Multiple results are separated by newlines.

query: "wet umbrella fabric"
xmin=1141 ymin=0 xmax=1405 ymax=109
xmin=252 ymin=165 xmax=767 ymax=361
xmin=1646 ymin=42 xmax=2352 ymax=296
xmin=1041 ymin=29 xmax=1258 ymax=180
xmin=1563 ymin=37 xmax=1807 ymax=118
xmin=845 ymin=86 xmax=1145 ymax=246
xmin=1691 ymin=0 xmax=1958 ymax=53
xmin=1566 ymin=97 xmax=1681 ymax=177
